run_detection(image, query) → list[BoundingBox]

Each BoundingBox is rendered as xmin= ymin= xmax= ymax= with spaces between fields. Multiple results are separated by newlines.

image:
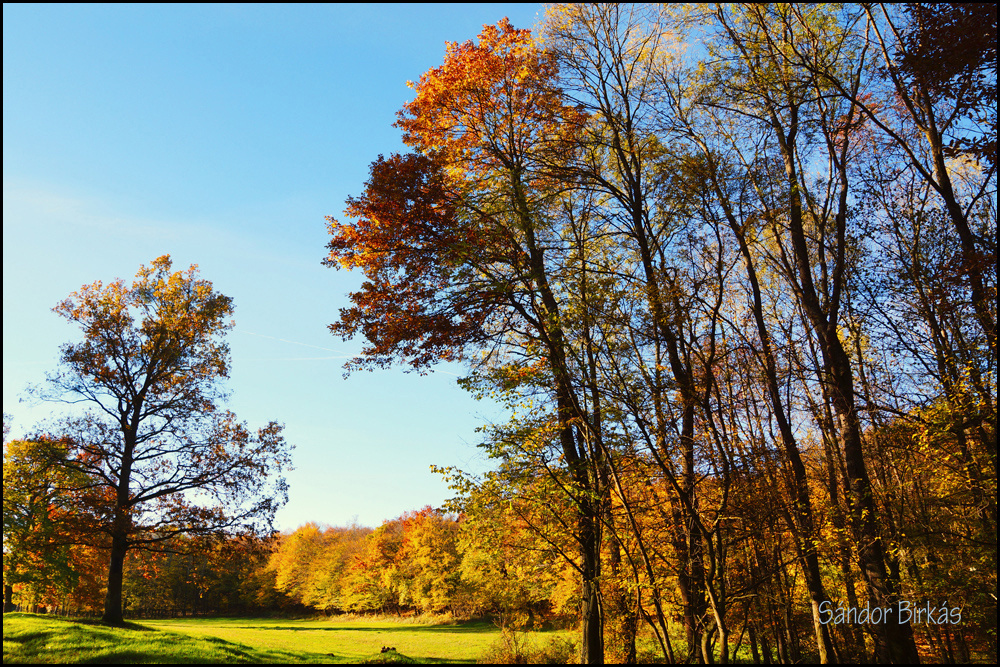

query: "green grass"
xmin=1 ymin=612 xmax=327 ymax=663
xmin=3 ymin=613 xmax=539 ymax=664
xmin=144 ymin=616 xmax=507 ymax=663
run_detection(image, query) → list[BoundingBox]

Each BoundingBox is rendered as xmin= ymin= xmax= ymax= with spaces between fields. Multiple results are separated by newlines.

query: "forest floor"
xmin=2 ymin=612 xmax=575 ymax=663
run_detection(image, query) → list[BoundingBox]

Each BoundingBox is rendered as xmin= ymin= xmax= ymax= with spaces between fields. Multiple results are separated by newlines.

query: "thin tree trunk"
xmin=706 ymin=155 xmax=836 ymax=662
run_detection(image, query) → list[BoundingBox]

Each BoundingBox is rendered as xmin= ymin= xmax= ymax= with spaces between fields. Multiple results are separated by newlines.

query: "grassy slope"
xmin=3 ymin=613 xmax=329 ymax=664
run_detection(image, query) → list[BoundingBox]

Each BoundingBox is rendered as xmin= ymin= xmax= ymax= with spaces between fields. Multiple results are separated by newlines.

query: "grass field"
xmin=145 ymin=616 xmax=507 ymax=663
xmin=2 ymin=612 xmax=575 ymax=664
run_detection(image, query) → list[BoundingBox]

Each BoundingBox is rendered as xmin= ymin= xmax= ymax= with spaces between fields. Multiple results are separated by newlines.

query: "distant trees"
xmin=267 ymin=521 xmax=370 ymax=613
xmin=3 ymin=437 xmax=84 ymax=613
xmin=30 ymin=256 xmax=292 ymax=625
xmin=122 ymin=533 xmax=290 ymax=618
xmin=268 ymin=509 xmax=472 ymax=616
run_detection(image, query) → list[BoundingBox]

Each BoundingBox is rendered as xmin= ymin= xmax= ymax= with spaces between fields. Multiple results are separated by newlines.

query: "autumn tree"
xmin=3 ymin=437 xmax=83 ymax=612
xmin=437 ymin=428 xmax=606 ymax=629
xmin=443 ymin=467 xmax=575 ymax=624
xmin=341 ymin=518 xmax=407 ymax=614
xmin=268 ymin=522 xmax=371 ymax=613
xmin=395 ymin=507 xmax=463 ymax=614
xmin=326 ymin=19 xmax=608 ymax=662
xmin=36 ymin=255 xmax=291 ymax=625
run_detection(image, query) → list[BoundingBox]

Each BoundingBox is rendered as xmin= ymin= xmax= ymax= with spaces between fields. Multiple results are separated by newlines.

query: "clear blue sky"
xmin=3 ymin=3 xmax=545 ymax=531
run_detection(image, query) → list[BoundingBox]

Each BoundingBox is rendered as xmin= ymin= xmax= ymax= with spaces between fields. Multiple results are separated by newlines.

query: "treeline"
xmin=2 ymin=478 xmax=289 ymax=619
xmin=266 ymin=508 xmax=576 ymax=620
xmin=1 ymin=436 xmax=566 ymax=620
xmin=125 ymin=507 xmax=577 ymax=622
xmin=1 ymin=497 xmax=577 ymax=623
xmin=323 ymin=3 xmax=996 ymax=664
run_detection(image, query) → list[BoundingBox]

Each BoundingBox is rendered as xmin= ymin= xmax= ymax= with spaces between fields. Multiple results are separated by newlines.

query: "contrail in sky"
xmin=238 ymin=330 xmax=461 ymax=375
xmin=240 ymin=330 xmax=349 ymax=354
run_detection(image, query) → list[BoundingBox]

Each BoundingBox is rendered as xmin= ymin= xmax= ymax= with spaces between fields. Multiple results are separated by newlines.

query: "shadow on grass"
xmin=3 ymin=630 xmax=52 ymax=644
xmin=359 ymin=652 xmax=474 ymax=665
xmin=72 ymin=617 xmax=156 ymax=632
xmin=5 ymin=613 xmax=332 ymax=665
xmin=245 ymin=620 xmax=496 ymax=634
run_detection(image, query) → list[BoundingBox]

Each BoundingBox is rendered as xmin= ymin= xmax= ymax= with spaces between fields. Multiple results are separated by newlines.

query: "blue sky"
xmin=3 ymin=3 xmax=545 ymax=531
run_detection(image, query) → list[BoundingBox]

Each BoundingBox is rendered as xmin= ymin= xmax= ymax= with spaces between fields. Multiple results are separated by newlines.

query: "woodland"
xmin=3 ymin=3 xmax=996 ymax=665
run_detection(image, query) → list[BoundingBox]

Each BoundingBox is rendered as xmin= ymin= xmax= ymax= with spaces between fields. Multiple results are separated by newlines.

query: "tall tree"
xmin=326 ymin=19 xmax=609 ymax=662
xmin=791 ymin=3 xmax=997 ymax=360
xmin=702 ymin=4 xmax=921 ymax=660
xmin=39 ymin=255 xmax=291 ymax=625
xmin=544 ymin=6 xmax=723 ymax=659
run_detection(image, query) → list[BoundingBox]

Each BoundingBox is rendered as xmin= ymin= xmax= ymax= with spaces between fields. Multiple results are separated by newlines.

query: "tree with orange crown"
xmin=38 ymin=256 xmax=291 ymax=625
xmin=326 ymin=19 xmax=608 ymax=663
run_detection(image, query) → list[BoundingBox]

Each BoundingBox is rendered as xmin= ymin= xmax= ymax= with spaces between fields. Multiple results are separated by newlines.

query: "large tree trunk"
xmin=103 ymin=446 xmax=133 ymax=626
xmin=102 ymin=530 xmax=128 ymax=625
xmin=516 ymin=171 xmax=605 ymax=664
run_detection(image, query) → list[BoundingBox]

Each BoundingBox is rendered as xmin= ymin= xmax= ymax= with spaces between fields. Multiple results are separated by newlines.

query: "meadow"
xmin=2 ymin=612 xmax=576 ymax=664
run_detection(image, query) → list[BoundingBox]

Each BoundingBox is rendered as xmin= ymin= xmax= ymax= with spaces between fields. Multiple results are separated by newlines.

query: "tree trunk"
xmin=769 ymin=96 xmax=921 ymax=664
xmin=102 ymin=530 xmax=129 ymax=625
xmin=580 ymin=526 xmax=604 ymax=665
xmin=515 ymin=172 xmax=605 ymax=664
xmin=713 ymin=165 xmax=836 ymax=663
xmin=825 ymin=338 xmax=921 ymax=663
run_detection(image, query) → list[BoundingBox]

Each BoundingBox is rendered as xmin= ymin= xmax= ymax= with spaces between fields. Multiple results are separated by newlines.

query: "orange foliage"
xmin=397 ymin=18 xmax=585 ymax=181
xmin=325 ymin=20 xmax=585 ymax=374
